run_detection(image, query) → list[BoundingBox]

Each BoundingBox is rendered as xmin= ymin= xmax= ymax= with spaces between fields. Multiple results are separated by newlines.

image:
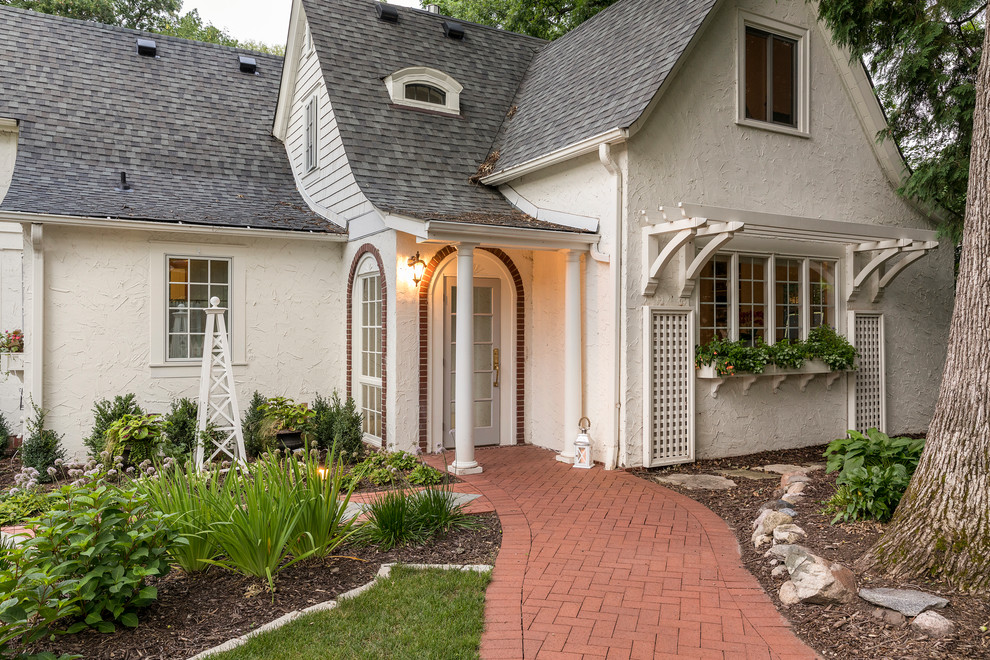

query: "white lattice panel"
xmin=646 ymin=309 xmax=694 ymax=466
xmin=853 ymin=313 xmax=885 ymax=432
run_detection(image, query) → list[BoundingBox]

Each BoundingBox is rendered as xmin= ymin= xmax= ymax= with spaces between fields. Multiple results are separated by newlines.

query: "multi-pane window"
xmin=168 ymin=257 xmax=229 ymax=360
xmin=698 ymin=253 xmax=837 ymax=345
xmin=404 ymin=83 xmax=446 ymax=106
xmin=775 ymin=258 xmax=801 ymax=341
xmin=305 ymin=96 xmax=318 ymax=171
xmin=358 ymin=273 xmax=383 ymax=440
xmin=744 ymin=26 xmax=798 ymax=128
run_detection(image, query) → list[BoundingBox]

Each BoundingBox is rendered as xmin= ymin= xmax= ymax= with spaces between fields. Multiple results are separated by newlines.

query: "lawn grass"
xmin=213 ymin=566 xmax=492 ymax=660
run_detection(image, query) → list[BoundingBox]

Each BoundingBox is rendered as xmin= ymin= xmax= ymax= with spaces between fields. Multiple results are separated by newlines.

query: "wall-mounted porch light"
xmin=408 ymin=252 xmax=426 ymax=286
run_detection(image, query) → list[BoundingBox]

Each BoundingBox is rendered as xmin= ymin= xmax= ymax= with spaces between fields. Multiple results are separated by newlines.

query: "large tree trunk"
xmin=864 ymin=9 xmax=990 ymax=592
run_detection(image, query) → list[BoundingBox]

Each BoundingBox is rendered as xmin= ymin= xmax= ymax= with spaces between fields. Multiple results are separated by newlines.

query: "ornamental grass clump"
xmin=281 ymin=448 xmax=362 ymax=559
xmin=359 ymin=482 xmax=474 ymax=551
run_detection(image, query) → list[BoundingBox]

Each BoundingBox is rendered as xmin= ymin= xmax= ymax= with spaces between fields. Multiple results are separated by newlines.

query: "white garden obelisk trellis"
xmin=194 ymin=296 xmax=247 ymax=469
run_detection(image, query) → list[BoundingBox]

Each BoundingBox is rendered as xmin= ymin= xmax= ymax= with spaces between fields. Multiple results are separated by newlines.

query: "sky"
xmin=184 ymin=0 xmax=424 ymax=47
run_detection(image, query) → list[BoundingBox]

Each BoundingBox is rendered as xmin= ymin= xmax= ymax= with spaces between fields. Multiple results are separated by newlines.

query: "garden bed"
xmin=635 ymin=445 xmax=990 ymax=659
xmin=34 ymin=511 xmax=501 ymax=660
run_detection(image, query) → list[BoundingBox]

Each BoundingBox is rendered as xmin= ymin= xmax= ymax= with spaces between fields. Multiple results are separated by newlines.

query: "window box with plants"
xmin=0 ymin=329 xmax=24 ymax=375
xmin=695 ymin=325 xmax=857 ymax=398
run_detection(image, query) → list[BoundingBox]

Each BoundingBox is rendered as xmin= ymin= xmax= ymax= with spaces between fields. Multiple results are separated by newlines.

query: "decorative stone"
xmin=772 ymin=565 xmax=788 ymax=577
xmin=781 ymin=493 xmax=803 ymax=504
xmin=786 ymin=482 xmax=807 ymax=495
xmin=778 ymin=580 xmax=801 ymax=606
xmin=772 ymin=524 xmax=806 ymax=544
xmin=760 ymin=464 xmax=811 ymax=474
xmin=858 ymin=588 xmax=949 ymax=617
xmin=785 ymin=549 xmax=857 ymax=605
xmin=655 ymin=473 xmax=737 ymax=490
xmin=765 ymin=544 xmax=809 ymax=560
xmin=778 ymin=507 xmax=798 ymax=518
xmin=753 ymin=509 xmax=774 ymax=530
xmin=721 ymin=469 xmax=780 ymax=481
xmin=780 ymin=473 xmax=812 ymax=487
xmin=911 ymin=611 xmax=955 ymax=637
xmin=871 ymin=607 xmax=907 ymax=627
xmin=759 ymin=499 xmax=796 ymax=512
xmin=756 ymin=511 xmax=793 ymax=536
xmin=752 ymin=529 xmax=773 ymax=548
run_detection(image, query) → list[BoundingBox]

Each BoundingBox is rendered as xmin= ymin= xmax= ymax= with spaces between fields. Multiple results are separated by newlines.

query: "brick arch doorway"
xmin=418 ymin=247 xmax=524 ymax=453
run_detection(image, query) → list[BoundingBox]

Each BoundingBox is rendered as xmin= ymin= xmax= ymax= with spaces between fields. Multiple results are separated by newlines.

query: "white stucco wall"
xmin=620 ymin=0 xmax=954 ymax=463
xmin=27 ymin=225 xmax=345 ymax=456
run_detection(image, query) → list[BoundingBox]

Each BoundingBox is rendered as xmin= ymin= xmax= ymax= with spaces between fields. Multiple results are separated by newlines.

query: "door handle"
xmin=493 ymin=348 xmax=500 ymax=387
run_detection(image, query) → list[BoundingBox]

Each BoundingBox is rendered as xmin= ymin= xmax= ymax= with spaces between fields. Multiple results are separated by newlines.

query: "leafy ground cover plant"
xmin=27 ymin=466 xmax=177 ymax=631
xmin=824 ymin=428 xmax=925 ymax=523
xmin=103 ymin=413 xmax=164 ymax=467
xmin=0 ymin=472 xmax=57 ymax=526
xmin=84 ymin=394 xmax=143 ymax=457
xmin=407 ymin=463 xmax=443 ymax=486
xmin=0 ymin=541 xmax=81 ymax=659
xmin=21 ymin=404 xmax=66 ymax=482
xmin=162 ymin=398 xmax=198 ymax=457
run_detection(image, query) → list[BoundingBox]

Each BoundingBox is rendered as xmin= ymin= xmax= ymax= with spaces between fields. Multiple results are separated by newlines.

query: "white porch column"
xmin=557 ymin=249 xmax=583 ymax=463
xmin=450 ymin=242 xmax=482 ymax=475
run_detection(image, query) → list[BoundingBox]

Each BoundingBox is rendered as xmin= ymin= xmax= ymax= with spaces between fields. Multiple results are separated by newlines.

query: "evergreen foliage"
xmin=0 ymin=410 xmax=10 ymax=457
xmin=20 ymin=404 xmax=65 ymax=482
xmin=814 ymin=0 xmax=985 ymax=241
xmin=84 ymin=394 xmax=143 ymax=457
xmin=241 ymin=391 xmax=268 ymax=458
xmin=162 ymin=397 xmax=198 ymax=456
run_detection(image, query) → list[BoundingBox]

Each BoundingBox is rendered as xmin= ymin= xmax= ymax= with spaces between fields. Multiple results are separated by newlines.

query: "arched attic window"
xmin=384 ymin=66 xmax=462 ymax=115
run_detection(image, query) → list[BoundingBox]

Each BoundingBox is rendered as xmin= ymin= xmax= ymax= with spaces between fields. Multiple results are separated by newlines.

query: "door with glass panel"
xmin=442 ymin=277 xmax=501 ymax=447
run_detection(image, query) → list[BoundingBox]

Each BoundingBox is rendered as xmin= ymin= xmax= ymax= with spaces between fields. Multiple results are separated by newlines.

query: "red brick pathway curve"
xmin=431 ymin=445 xmax=818 ymax=660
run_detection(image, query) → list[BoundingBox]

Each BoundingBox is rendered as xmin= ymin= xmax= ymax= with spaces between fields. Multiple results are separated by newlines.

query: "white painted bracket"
xmin=847 ymin=239 xmax=938 ymax=302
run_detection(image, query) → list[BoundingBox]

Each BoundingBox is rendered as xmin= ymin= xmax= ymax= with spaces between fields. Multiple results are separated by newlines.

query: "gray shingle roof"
xmin=492 ymin=0 xmax=718 ymax=171
xmin=304 ymin=0 xmax=575 ymax=229
xmin=0 ymin=6 xmax=339 ymax=233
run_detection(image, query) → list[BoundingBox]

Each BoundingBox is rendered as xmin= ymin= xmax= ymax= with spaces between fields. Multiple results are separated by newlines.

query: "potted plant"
xmin=0 ymin=328 xmax=24 ymax=374
xmin=260 ymin=396 xmax=315 ymax=451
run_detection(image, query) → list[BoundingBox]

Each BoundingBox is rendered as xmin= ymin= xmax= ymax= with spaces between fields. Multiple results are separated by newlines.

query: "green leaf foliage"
xmin=84 ymin=394 xmax=143 ymax=457
xmin=311 ymin=392 xmax=365 ymax=462
xmin=0 ymin=410 xmax=11 ymax=458
xmin=823 ymin=428 xmax=926 ymax=523
xmin=695 ymin=325 xmax=856 ymax=376
xmin=242 ymin=391 xmax=269 ymax=458
xmin=429 ymin=0 xmax=619 ymax=40
xmin=814 ymin=0 xmax=986 ymax=240
xmin=21 ymin=404 xmax=66 ymax=482
xmin=103 ymin=413 xmax=164 ymax=467
xmin=162 ymin=397 xmax=199 ymax=457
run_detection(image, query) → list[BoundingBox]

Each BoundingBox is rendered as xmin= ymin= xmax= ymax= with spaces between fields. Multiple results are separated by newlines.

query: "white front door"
xmin=443 ymin=276 xmax=501 ymax=447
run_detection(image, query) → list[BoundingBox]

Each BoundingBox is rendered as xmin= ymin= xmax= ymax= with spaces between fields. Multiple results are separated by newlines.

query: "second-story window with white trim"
xmin=737 ymin=12 xmax=810 ymax=135
xmin=698 ymin=253 xmax=837 ymax=345
xmin=305 ymin=95 xmax=318 ymax=172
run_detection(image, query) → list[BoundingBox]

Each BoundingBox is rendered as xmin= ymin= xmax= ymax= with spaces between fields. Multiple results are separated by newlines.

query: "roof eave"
xmin=421 ymin=218 xmax=599 ymax=251
xmin=480 ymin=128 xmax=628 ymax=186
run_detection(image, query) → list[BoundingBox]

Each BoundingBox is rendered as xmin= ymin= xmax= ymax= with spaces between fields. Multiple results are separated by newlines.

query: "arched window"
xmin=404 ymin=83 xmax=446 ymax=106
xmin=349 ymin=251 xmax=386 ymax=443
xmin=384 ymin=67 xmax=462 ymax=115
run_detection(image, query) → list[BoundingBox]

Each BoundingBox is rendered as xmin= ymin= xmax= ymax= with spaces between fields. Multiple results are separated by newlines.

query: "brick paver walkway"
xmin=428 ymin=445 xmax=818 ymax=660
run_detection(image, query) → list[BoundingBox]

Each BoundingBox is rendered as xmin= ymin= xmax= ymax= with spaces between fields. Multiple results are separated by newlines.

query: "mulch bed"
xmin=31 ymin=512 xmax=501 ymax=660
xmin=634 ymin=445 xmax=990 ymax=660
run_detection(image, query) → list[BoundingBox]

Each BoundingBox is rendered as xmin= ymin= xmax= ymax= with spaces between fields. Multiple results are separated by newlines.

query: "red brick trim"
xmin=346 ymin=245 xmax=387 ymax=445
xmin=417 ymin=246 xmax=525 ymax=451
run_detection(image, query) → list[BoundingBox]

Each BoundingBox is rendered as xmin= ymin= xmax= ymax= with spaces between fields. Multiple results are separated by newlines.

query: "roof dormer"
xmin=384 ymin=66 xmax=462 ymax=116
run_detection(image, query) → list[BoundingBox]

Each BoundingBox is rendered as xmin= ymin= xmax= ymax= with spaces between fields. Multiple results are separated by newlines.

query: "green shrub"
xmin=824 ymin=428 xmax=925 ymax=523
xmin=84 ymin=394 xmax=143 ymax=457
xmin=0 ymin=542 xmax=81 ymax=657
xmin=103 ymin=413 xmax=164 ymax=467
xmin=163 ymin=398 xmax=199 ymax=456
xmin=312 ymin=392 xmax=365 ymax=462
xmin=28 ymin=472 xmax=176 ymax=631
xmin=407 ymin=463 xmax=443 ymax=486
xmin=242 ymin=391 xmax=269 ymax=458
xmin=136 ymin=460 xmax=222 ymax=574
xmin=21 ymin=405 xmax=65 ymax=483
xmin=0 ymin=411 xmax=11 ymax=458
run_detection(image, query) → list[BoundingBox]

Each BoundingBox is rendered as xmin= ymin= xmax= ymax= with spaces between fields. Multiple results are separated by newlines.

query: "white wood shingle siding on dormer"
xmin=286 ymin=12 xmax=370 ymax=221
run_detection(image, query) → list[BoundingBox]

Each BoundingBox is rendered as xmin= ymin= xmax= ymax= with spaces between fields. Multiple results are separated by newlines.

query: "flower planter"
xmin=696 ymin=360 xmax=847 ymax=398
xmin=0 ymin=352 xmax=23 ymax=376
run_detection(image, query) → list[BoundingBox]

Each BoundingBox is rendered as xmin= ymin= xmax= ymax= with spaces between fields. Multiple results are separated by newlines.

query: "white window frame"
xmin=303 ymin=22 xmax=314 ymax=57
xmin=352 ymin=257 xmax=384 ymax=445
xmin=695 ymin=250 xmax=842 ymax=344
xmin=148 ymin=242 xmax=247 ymax=374
xmin=304 ymin=95 xmax=318 ymax=172
xmin=383 ymin=66 xmax=463 ymax=115
xmin=736 ymin=10 xmax=811 ymax=137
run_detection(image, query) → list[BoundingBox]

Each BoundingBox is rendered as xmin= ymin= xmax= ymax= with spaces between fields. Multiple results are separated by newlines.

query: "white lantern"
xmin=573 ymin=417 xmax=593 ymax=469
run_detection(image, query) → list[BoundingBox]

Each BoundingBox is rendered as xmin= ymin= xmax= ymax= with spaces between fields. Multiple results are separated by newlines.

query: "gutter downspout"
xmin=29 ymin=223 xmax=43 ymax=415
xmin=598 ymin=144 xmax=622 ymax=470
